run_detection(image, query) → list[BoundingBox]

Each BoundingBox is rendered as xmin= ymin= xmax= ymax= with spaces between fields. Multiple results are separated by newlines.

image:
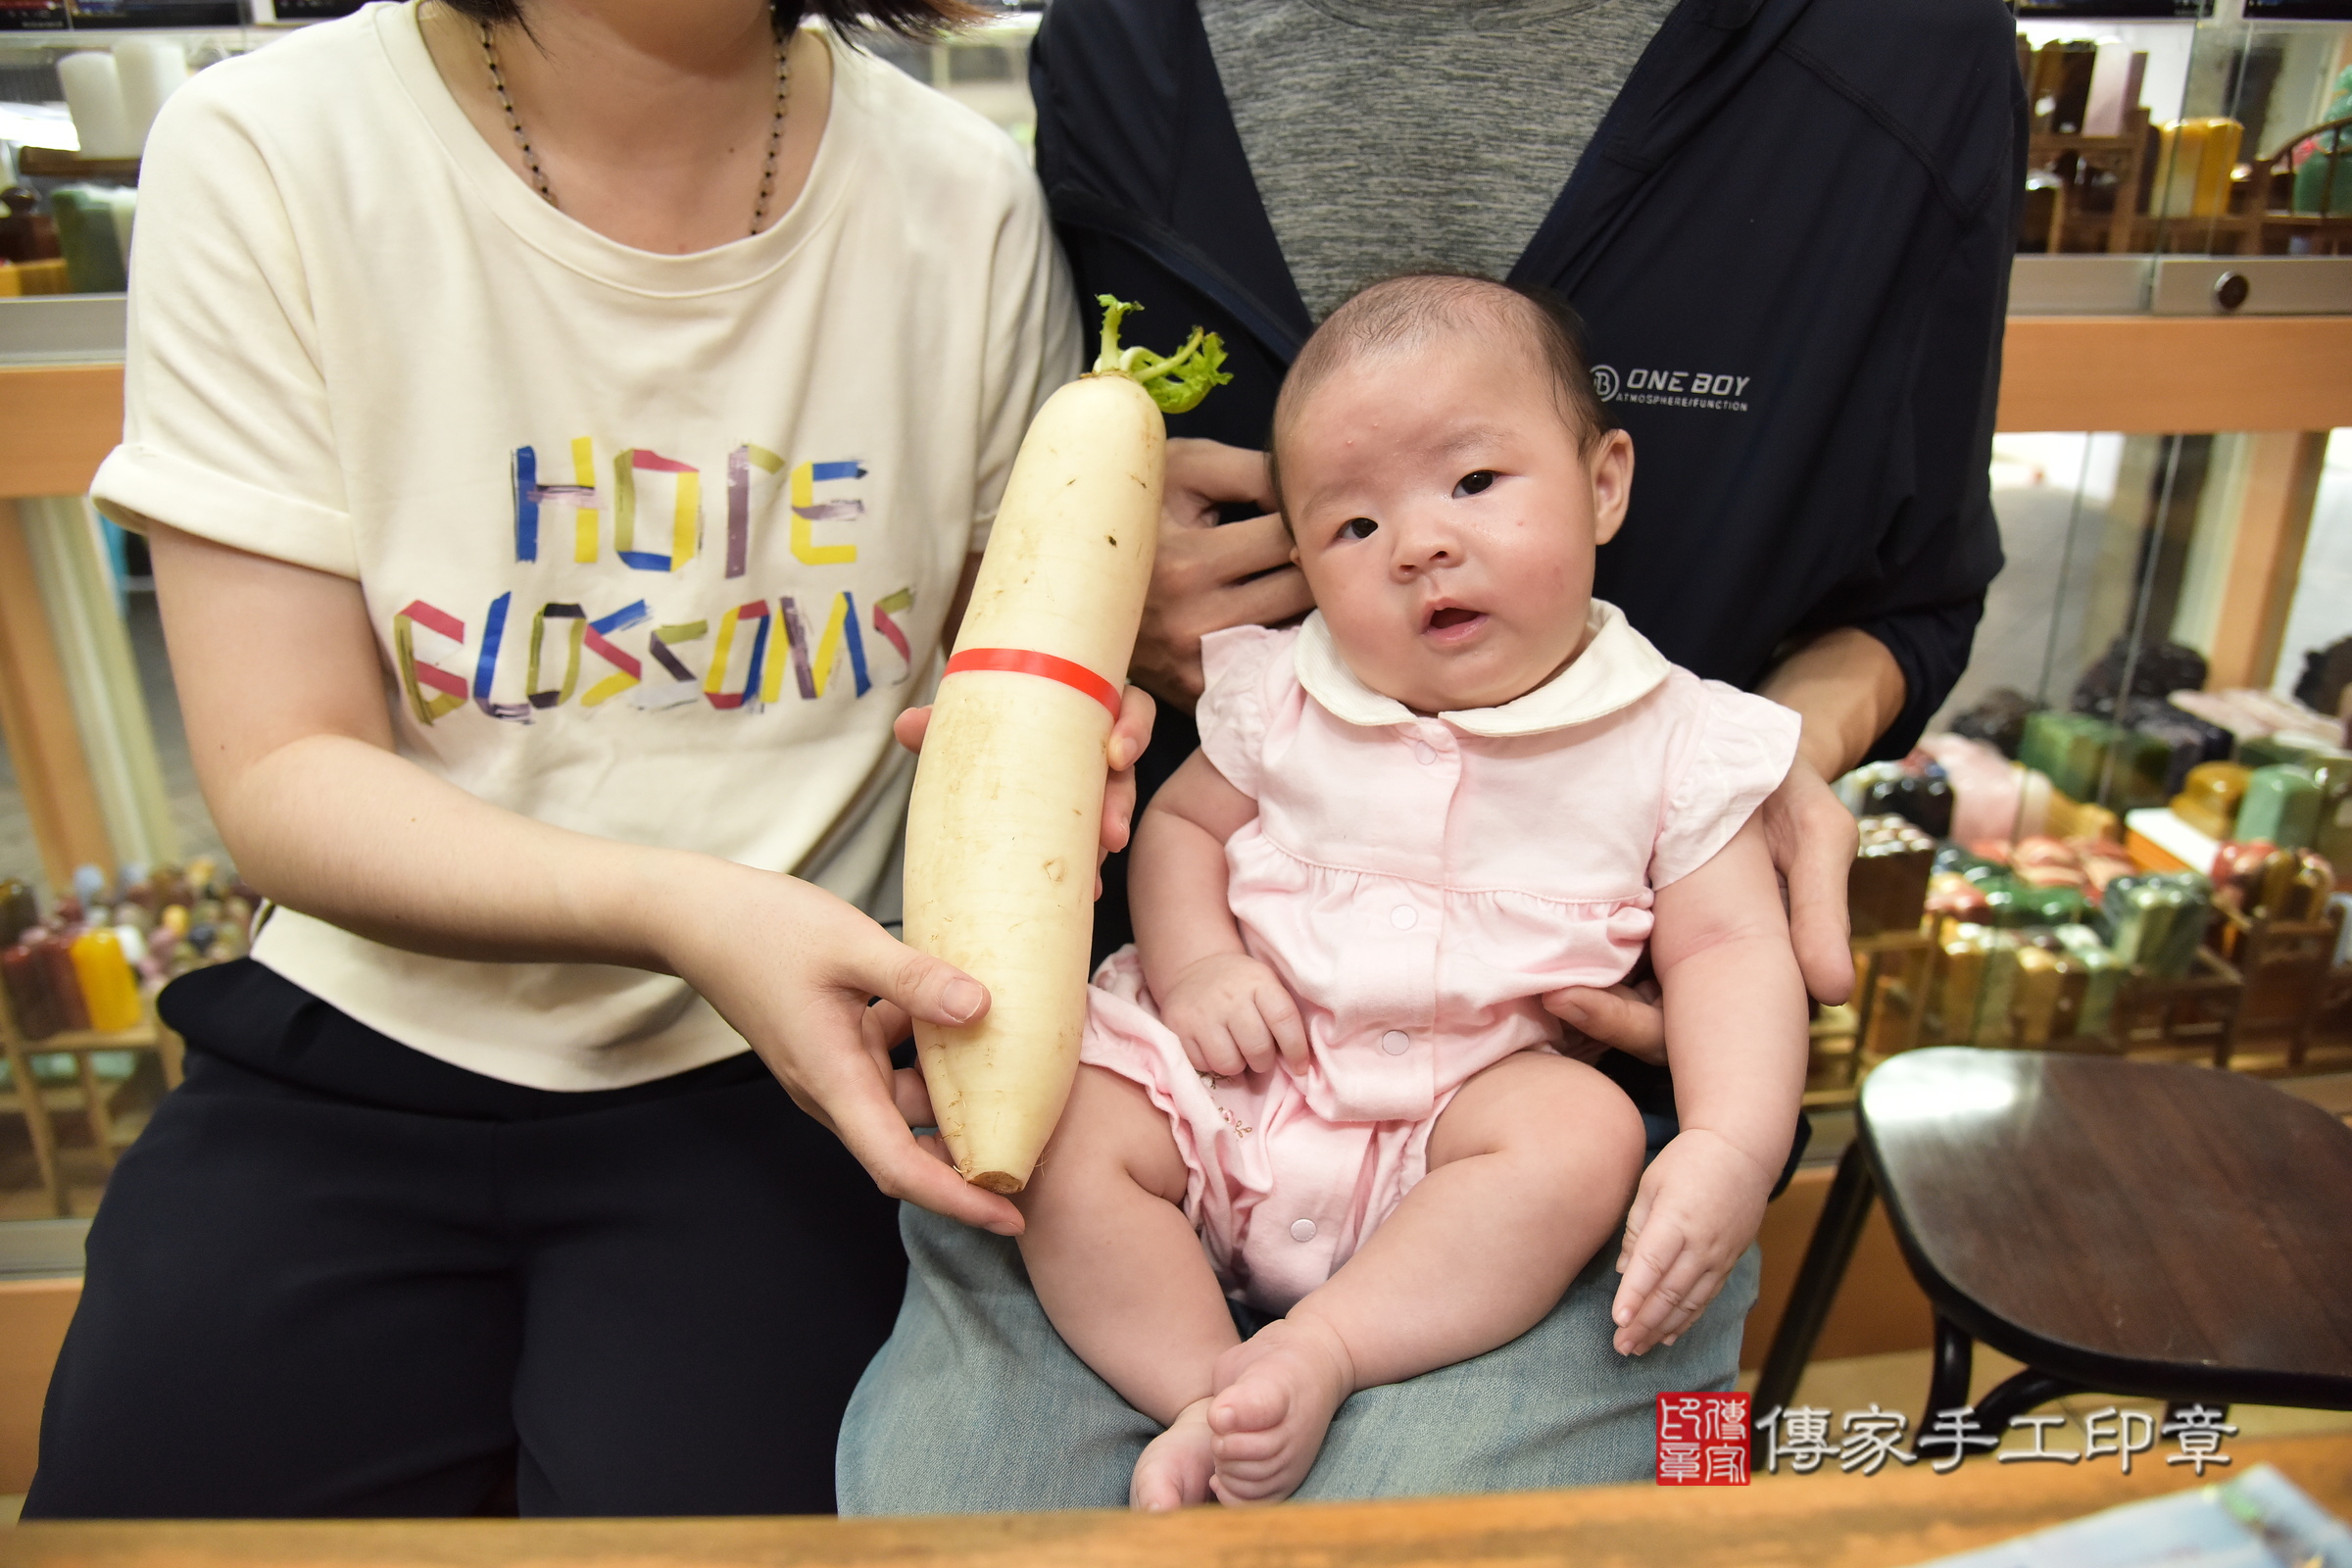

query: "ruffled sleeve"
xmin=1648 ymin=679 xmax=1802 ymax=889
xmin=1195 ymin=624 xmax=1298 ymax=800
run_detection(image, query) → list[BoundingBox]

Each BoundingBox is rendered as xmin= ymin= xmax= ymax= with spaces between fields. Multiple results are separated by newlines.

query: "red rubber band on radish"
xmin=944 ymin=648 xmax=1123 ymax=721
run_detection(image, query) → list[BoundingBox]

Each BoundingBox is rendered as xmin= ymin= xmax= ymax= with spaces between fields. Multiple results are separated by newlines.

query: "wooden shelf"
xmin=14 ymin=148 xmax=139 ymax=183
xmin=1994 ymin=315 xmax=2352 ymax=433
xmin=0 ymin=997 xmax=181 ymax=1217
xmin=0 ymin=363 xmax=121 ymax=501
xmin=6 ymin=1018 xmax=163 ymax=1054
xmin=0 ymin=315 xmax=2341 ymax=507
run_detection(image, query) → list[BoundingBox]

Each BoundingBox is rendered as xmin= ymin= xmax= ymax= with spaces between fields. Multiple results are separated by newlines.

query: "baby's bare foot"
xmin=1130 ymin=1396 xmax=1216 ymax=1512
xmin=1205 ymin=1313 xmax=1355 ymax=1503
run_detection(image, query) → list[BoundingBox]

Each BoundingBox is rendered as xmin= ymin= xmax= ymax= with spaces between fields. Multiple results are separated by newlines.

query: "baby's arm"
xmin=1610 ymin=811 xmax=1807 ymax=1355
xmin=1132 ymin=752 xmax=1308 ymax=1075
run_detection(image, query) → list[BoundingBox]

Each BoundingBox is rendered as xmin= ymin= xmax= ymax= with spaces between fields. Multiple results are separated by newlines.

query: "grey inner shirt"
xmin=1200 ymin=0 xmax=1678 ymax=322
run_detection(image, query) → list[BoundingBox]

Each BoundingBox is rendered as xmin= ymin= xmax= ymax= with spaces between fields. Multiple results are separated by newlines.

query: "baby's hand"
xmin=1156 ymin=954 xmax=1307 ymax=1077
xmin=1610 ymin=1128 xmax=1774 ymax=1356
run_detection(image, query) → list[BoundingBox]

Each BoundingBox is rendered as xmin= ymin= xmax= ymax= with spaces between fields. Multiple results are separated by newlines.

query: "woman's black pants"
xmin=22 ymin=959 xmax=906 ymax=1518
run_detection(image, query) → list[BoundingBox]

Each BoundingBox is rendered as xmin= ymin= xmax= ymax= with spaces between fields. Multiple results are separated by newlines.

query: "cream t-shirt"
xmin=93 ymin=2 xmax=1081 ymax=1089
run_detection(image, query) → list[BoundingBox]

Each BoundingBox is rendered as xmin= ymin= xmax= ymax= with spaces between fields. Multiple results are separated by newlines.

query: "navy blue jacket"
xmin=1032 ymin=0 xmax=2019 ymax=762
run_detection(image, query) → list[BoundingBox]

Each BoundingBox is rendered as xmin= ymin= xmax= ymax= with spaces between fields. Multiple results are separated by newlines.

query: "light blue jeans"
xmin=835 ymin=1202 xmax=1760 ymax=1512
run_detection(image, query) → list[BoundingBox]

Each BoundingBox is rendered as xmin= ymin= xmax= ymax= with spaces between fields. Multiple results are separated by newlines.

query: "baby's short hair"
xmin=1274 ymin=271 xmax=1617 ymax=464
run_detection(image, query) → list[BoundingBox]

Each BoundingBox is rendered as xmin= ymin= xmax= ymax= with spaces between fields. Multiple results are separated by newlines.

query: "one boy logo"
xmin=1592 ymin=365 xmax=1751 ymax=414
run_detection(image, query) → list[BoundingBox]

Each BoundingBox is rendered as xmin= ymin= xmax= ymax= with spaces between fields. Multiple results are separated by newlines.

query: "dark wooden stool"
xmin=1751 ymin=1048 xmax=2352 ymax=1465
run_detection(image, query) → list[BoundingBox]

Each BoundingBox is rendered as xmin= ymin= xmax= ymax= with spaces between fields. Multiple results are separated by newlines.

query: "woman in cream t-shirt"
xmin=26 ymin=0 xmax=1135 ymax=1519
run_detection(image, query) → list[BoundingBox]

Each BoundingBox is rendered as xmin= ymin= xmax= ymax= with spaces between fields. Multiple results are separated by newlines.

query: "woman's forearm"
xmin=220 ymin=730 xmax=712 ymax=969
xmin=1757 ymin=627 xmax=1907 ymax=780
xmin=153 ymin=521 xmax=727 ymax=973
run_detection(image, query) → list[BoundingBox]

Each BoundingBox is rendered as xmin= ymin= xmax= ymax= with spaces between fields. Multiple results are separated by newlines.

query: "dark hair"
xmin=438 ymin=0 xmax=986 ymax=40
xmin=1266 ymin=271 xmax=1617 ymax=531
xmin=1282 ymin=271 xmax=1613 ymax=449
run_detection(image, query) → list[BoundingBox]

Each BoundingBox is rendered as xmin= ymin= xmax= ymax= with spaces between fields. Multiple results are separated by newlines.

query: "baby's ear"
xmin=1590 ymin=429 xmax=1636 ymax=546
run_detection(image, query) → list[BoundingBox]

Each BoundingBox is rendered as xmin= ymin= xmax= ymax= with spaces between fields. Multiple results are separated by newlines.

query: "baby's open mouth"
xmin=1426 ymin=606 xmax=1484 ymax=632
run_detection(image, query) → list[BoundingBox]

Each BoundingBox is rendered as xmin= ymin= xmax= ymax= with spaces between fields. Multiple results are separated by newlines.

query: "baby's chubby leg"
xmin=1012 ymin=1064 xmax=1241 ymax=1510
xmin=1207 ymin=1051 xmax=1645 ymax=1502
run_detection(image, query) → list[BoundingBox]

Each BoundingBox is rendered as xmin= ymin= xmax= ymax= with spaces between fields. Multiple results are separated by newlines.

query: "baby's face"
xmin=1281 ymin=330 xmax=1633 ymax=713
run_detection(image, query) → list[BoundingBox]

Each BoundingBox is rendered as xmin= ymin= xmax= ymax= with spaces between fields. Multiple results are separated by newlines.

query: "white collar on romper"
xmin=1294 ymin=599 xmax=1671 ymax=738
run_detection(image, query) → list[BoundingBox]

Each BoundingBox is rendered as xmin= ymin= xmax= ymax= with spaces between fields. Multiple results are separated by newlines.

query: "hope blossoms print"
xmin=391 ymin=436 xmax=918 ymax=725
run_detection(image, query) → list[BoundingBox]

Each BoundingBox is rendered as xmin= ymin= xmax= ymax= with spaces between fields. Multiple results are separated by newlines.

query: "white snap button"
xmin=1413 ymin=742 xmax=1436 ymax=764
xmin=1381 ymin=1030 xmax=1410 ymax=1055
xmin=1391 ymin=906 xmax=1417 ymax=930
xmin=1290 ymin=1219 xmax=1317 ymax=1243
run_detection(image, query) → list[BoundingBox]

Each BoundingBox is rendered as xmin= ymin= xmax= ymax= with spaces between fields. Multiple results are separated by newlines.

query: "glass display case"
xmin=1806 ymin=419 xmax=2352 ymax=1103
xmin=869 ymin=8 xmax=1038 ymax=149
xmin=0 ymin=16 xmax=279 ymax=297
xmin=2012 ymin=1 xmax=2352 ymax=313
xmin=0 ymin=1 xmax=1039 ymax=300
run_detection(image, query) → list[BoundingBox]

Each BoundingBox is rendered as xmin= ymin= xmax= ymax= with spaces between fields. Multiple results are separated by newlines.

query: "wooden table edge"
xmin=5 ymin=1431 xmax=2346 ymax=1568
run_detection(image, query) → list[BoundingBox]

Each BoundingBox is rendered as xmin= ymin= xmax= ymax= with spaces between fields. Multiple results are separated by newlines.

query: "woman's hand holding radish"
xmin=587 ymin=674 xmax=1154 ymax=1237
xmin=649 ymin=859 xmax=1026 ymax=1234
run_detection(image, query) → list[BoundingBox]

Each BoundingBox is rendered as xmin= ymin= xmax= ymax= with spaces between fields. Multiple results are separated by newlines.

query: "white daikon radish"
xmin=905 ymin=298 xmax=1230 ymax=1194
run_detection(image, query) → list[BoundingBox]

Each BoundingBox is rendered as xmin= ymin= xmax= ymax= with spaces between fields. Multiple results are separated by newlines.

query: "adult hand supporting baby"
xmin=1131 ymin=439 xmax=1314 ymax=710
xmin=1542 ymin=754 xmax=1858 ymax=1063
xmin=1755 ymin=623 xmax=1905 ymax=1004
xmin=1547 ymin=622 xmax=1896 ymax=1053
xmin=1758 ymin=754 xmax=1862 ymax=1006
xmin=1544 ymin=976 xmax=1665 ymax=1063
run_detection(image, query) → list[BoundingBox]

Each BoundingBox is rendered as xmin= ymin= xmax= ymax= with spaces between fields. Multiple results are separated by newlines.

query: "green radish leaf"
xmin=1091 ymin=295 xmax=1232 ymax=414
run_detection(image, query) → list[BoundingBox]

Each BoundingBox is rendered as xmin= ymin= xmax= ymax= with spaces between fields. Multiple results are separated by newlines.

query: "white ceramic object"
xmin=114 ymin=39 xmax=190 ymax=153
xmin=59 ymin=52 xmax=138 ymax=161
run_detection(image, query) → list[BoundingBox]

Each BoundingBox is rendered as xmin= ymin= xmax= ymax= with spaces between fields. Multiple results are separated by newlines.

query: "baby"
xmin=1014 ymin=273 xmax=1809 ymax=1509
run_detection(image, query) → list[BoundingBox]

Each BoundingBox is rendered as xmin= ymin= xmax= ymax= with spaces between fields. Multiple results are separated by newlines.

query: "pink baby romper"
xmin=1080 ymin=602 xmax=1801 ymax=1313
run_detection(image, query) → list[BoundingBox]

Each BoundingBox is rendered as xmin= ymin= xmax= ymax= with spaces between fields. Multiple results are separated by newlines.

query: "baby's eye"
xmin=1338 ymin=517 xmax=1378 ymax=540
xmin=1454 ymin=470 xmax=1496 ymax=498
